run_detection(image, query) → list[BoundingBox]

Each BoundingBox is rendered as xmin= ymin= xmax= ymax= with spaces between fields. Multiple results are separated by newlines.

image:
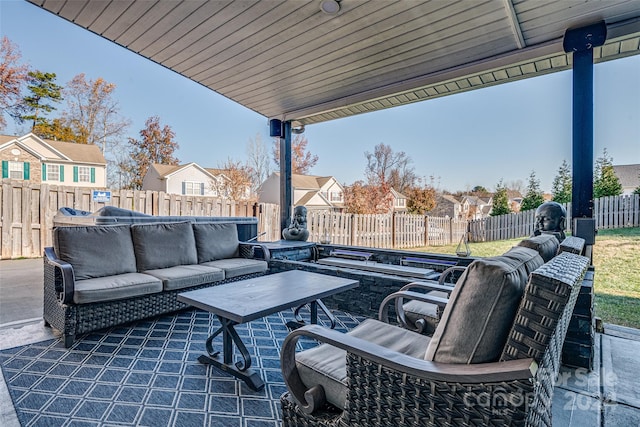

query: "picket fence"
xmin=2 ymin=180 xmax=638 ymax=259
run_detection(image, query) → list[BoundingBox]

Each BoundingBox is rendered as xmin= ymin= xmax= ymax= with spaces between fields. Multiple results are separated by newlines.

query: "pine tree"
xmin=520 ymin=171 xmax=545 ymax=211
xmin=21 ymin=71 xmax=63 ymax=132
xmin=490 ymin=180 xmax=511 ymax=216
xmin=551 ymin=160 xmax=572 ymax=203
xmin=594 ymin=149 xmax=622 ymax=198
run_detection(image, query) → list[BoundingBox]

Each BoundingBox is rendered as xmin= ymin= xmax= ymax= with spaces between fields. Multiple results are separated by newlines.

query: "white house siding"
xmin=257 ymin=175 xmax=279 ymax=204
xmin=167 ymin=167 xmax=213 ymax=196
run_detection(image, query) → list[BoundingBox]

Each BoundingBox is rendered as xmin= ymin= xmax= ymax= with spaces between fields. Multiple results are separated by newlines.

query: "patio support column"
xmin=562 ymin=21 xmax=606 ymax=233
xmin=561 ymin=21 xmax=606 ymax=373
xmin=280 ymin=121 xmax=293 ymax=234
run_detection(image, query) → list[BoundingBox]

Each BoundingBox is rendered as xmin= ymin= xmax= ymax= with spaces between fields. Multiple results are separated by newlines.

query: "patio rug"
xmin=0 ymin=308 xmax=363 ymax=427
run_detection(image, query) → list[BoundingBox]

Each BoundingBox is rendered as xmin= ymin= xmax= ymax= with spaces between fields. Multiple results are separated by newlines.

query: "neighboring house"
xmin=612 ymin=164 xmax=640 ymax=195
xmin=142 ymin=163 xmax=232 ymax=197
xmin=0 ymin=133 xmax=106 ymax=188
xmin=429 ymin=194 xmax=463 ymax=219
xmin=461 ymin=195 xmax=493 ymax=219
xmin=390 ymin=188 xmax=408 ymax=212
xmin=258 ymin=173 xmax=344 ymax=211
xmin=430 ymin=194 xmax=493 ymax=219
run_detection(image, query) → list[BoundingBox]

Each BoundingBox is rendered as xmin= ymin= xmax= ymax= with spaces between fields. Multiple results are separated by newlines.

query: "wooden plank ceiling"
xmin=27 ymin=0 xmax=640 ymax=125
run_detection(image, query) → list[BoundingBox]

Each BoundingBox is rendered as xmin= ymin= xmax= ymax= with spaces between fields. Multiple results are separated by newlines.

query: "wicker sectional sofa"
xmin=43 ymin=221 xmax=268 ymax=347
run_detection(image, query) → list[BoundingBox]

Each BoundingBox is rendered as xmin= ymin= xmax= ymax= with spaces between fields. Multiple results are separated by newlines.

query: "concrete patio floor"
xmin=1 ymin=258 xmax=639 ymax=426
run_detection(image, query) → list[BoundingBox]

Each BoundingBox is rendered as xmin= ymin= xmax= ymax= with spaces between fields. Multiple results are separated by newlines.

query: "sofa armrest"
xmin=281 ymin=324 xmax=536 ymax=415
xmin=44 ymin=247 xmax=75 ymax=304
xmin=240 ymin=242 xmax=271 ymax=262
xmin=378 ymin=290 xmax=449 ymax=329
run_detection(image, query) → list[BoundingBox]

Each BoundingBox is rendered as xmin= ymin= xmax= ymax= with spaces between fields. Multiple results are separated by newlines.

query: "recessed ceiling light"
xmin=320 ymin=0 xmax=340 ymax=15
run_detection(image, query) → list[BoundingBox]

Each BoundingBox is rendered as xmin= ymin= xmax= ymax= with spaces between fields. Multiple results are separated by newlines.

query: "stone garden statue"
xmin=282 ymin=205 xmax=310 ymax=241
xmin=533 ymin=201 xmax=567 ymax=242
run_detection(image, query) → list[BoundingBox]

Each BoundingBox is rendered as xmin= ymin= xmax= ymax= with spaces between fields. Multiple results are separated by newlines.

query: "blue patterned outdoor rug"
xmin=0 ymin=308 xmax=362 ymax=427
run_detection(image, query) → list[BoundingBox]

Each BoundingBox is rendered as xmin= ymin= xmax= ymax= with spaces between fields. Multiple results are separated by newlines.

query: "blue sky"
xmin=2 ymin=0 xmax=639 ymax=193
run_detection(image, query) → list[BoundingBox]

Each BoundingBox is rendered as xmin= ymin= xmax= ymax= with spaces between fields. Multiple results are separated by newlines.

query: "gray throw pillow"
xmin=131 ymin=222 xmax=197 ymax=271
xmin=517 ymin=234 xmax=559 ymax=262
xmin=192 ymin=223 xmax=240 ymax=263
xmin=424 ymin=254 xmax=530 ymax=364
xmin=501 ymin=246 xmax=544 ymax=276
xmin=53 ymin=225 xmax=137 ymax=280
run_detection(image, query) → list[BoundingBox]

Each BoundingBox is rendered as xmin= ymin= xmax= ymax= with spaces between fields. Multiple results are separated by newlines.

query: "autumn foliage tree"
xmin=125 ymin=116 xmax=179 ymax=189
xmin=343 ymin=180 xmax=394 ymax=214
xmin=272 ymin=134 xmax=318 ymax=174
xmin=210 ymin=159 xmax=254 ymax=201
xmin=405 ymin=185 xmax=437 ymax=214
xmin=0 ymin=36 xmax=30 ymax=129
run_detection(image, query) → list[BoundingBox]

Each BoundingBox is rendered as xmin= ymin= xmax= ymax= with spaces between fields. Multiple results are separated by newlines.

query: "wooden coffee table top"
xmin=177 ymin=270 xmax=358 ymax=324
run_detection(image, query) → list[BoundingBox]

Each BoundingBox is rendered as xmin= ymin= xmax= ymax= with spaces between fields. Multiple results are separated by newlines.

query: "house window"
xmin=330 ymin=191 xmax=343 ymax=202
xmin=396 ymin=198 xmax=406 ymax=207
xmin=46 ymin=164 xmax=63 ymax=182
xmin=77 ymin=166 xmax=90 ymax=182
xmin=183 ymin=181 xmax=203 ymax=195
xmin=9 ymin=161 xmax=23 ymax=179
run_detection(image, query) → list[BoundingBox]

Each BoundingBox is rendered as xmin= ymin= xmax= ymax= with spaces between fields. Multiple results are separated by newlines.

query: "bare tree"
xmin=0 ymin=37 xmax=30 ymax=130
xmin=365 ymin=143 xmax=416 ymax=192
xmin=246 ymin=133 xmax=271 ymax=195
xmin=62 ymin=73 xmax=130 ymax=151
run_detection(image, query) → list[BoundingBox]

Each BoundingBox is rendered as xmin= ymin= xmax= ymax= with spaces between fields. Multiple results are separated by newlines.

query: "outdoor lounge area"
xmin=2 ymin=1 xmax=640 ymax=426
xmin=2 ymin=232 xmax=640 ymax=426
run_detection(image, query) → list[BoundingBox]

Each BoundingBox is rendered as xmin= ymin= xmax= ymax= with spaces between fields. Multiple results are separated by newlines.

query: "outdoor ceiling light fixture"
xmin=320 ymin=0 xmax=341 ymax=15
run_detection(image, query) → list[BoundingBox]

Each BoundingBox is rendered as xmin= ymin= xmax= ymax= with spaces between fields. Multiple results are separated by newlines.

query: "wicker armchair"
xmin=391 ymin=234 xmax=572 ymax=334
xmin=280 ymin=251 xmax=590 ymax=427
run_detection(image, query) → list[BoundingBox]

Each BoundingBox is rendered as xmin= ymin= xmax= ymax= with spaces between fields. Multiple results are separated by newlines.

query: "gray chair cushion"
xmin=192 ymin=223 xmax=240 ymax=263
xmin=501 ymin=246 xmax=544 ymax=275
xmin=424 ymin=254 xmax=531 ymax=364
xmin=53 ymin=225 xmax=137 ymax=280
xmin=403 ymin=290 xmax=449 ymax=335
xmin=131 ymin=222 xmax=197 ymax=271
xmin=295 ymin=318 xmax=431 ymax=410
xmin=143 ymin=264 xmax=224 ymax=291
xmin=517 ymin=234 xmax=559 ymax=262
xmin=200 ymin=258 xmax=268 ymax=279
xmin=73 ymin=273 xmax=162 ymax=304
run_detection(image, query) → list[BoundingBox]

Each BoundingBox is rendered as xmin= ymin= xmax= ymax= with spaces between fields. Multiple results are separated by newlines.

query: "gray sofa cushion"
xmin=53 ymin=225 xmax=137 ymax=280
xmin=517 ymin=234 xmax=559 ymax=262
xmin=73 ymin=273 xmax=162 ymax=304
xmin=200 ymin=258 xmax=268 ymax=279
xmin=143 ymin=264 xmax=224 ymax=291
xmin=131 ymin=222 xmax=197 ymax=271
xmin=424 ymin=254 xmax=531 ymax=364
xmin=192 ymin=223 xmax=240 ymax=263
xmin=295 ymin=318 xmax=431 ymax=410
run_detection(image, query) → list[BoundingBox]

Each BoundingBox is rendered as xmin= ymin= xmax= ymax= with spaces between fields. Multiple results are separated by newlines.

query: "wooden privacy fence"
xmin=0 ymin=180 xmax=254 ymax=259
xmin=468 ymin=194 xmax=640 ymax=242
xmin=2 ymin=179 xmax=638 ymax=259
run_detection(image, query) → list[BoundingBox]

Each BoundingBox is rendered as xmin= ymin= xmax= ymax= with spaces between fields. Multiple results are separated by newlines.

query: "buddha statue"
xmin=282 ymin=206 xmax=310 ymax=241
xmin=533 ymin=201 xmax=567 ymax=242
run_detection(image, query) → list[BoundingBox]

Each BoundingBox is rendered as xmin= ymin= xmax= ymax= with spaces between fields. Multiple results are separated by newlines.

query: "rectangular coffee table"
xmin=177 ymin=270 xmax=358 ymax=391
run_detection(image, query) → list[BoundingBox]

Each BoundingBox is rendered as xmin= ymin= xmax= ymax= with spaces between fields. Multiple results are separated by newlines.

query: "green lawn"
xmin=412 ymin=228 xmax=640 ymax=329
